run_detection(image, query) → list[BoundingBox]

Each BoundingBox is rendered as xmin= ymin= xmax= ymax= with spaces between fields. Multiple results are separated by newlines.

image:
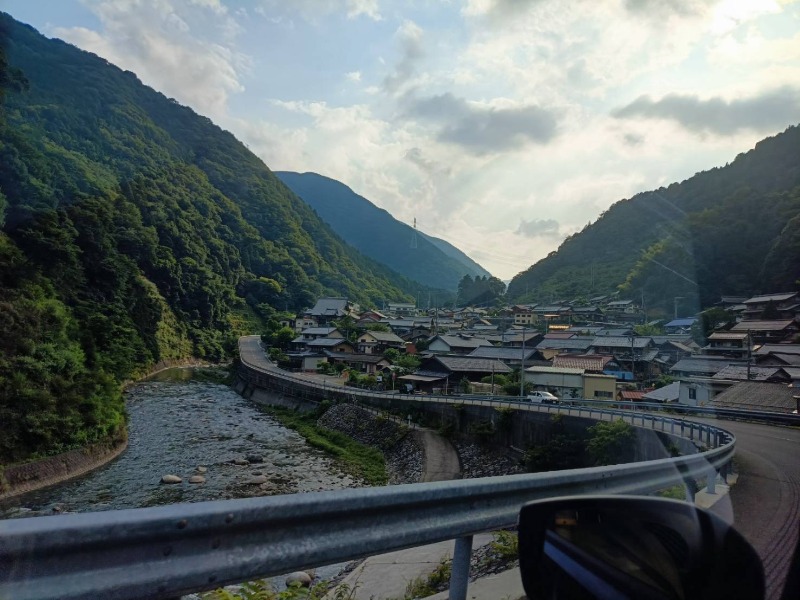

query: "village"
xmin=266 ymin=292 xmax=800 ymax=415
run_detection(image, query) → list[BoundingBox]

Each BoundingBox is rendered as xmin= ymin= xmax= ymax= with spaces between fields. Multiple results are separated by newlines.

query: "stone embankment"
xmin=317 ymin=404 xmax=424 ymax=484
xmin=455 ymin=441 xmax=524 ymax=479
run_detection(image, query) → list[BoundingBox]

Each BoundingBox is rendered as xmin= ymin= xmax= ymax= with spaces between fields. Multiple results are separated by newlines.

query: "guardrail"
xmin=0 ymin=337 xmax=737 ymax=600
xmin=240 ymin=336 xmax=800 ymax=427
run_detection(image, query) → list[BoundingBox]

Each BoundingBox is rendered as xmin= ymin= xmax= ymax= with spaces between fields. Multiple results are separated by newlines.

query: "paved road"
xmin=685 ymin=417 xmax=800 ymax=599
xmin=418 ymin=430 xmax=461 ymax=482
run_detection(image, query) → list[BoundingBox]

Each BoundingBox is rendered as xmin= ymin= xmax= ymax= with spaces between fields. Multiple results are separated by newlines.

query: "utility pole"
xmin=519 ymin=327 xmax=526 ymax=398
xmin=747 ymin=329 xmax=752 ymax=380
xmin=674 ymin=296 xmax=684 ymax=320
xmin=630 ymin=335 xmax=635 ymax=383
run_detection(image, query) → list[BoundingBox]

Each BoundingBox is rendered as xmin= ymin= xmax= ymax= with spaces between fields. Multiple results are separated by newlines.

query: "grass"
xmin=398 ymin=557 xmax=452 ymax=599
xmin=262 ymin=406 xmax=388 ymax=486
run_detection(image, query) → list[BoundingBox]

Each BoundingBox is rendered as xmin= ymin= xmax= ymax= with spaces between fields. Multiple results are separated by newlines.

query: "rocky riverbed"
xmin=455 ymin=441 xmax=524 ymax=479
xmin=0 ymin=373 xmax=362 ymax=519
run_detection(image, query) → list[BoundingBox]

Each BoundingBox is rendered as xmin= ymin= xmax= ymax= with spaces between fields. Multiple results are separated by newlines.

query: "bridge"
xmin=1 ymin=335 xmax=798 ymax=599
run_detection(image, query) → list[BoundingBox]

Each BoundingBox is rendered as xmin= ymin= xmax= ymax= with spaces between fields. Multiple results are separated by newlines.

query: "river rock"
xmin=195 ymin=466 xmax=207 ymax=473
xmin=232 ymin=458 xmax=249 ymax=466
xmin=161 ymin=475 xmax=182 ymax=484
xmin=248 ymin=475 xmax=268 ymax=484
xmin=251 ymin=470 xmax=263 ymax=476
xmin=188 ymin=475 xmax=206 ymax=484
xmin=285 ymin=572 xmax=312 ymax=588
xmin=246 ymin=454 xmax=264 ymax=463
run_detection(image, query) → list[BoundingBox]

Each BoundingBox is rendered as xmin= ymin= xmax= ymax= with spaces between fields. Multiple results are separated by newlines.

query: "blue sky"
xmin=5 ymin=0 xmax=800 ymax=279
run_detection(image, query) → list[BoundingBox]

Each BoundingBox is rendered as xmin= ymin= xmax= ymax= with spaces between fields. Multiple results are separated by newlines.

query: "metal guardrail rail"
xmin=239 ymin=336 xmax=800 ymax=427
xmin=0 ymin=337 xmax=737 ymax=600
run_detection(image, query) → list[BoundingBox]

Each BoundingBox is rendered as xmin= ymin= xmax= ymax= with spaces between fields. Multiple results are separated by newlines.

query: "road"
xmin=687 ymin=417 xmax=800 ymax=599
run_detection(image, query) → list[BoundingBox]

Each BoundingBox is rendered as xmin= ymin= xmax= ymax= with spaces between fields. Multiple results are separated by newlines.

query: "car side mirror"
xmin=518 ymin=495 xmax=764 ymax=600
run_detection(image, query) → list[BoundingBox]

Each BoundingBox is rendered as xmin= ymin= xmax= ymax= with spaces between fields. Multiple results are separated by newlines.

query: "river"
xmin=0 ymin=369 xmax=361 ymax=588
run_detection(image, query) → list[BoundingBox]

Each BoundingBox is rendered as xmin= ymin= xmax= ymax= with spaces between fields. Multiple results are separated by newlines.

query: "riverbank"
xmin=0 ymin=432 xmax=128 ymax=502
xmin=0 ymin=361 xmax=227 ymax=502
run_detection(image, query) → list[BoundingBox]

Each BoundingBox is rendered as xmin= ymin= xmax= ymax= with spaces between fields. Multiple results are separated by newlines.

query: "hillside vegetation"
xmin=0 ymin=14 xmax=416 ymax=464
xmin=507 ymin=126 xmax=800 ymax=311
xmin=276 ymin=171 xmax=491 ymax=291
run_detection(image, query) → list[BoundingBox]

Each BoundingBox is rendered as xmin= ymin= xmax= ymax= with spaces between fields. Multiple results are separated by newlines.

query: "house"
xmin=386 ymin=302 xmax=417 ymax=317
xmin=304 ymin=297 xmax=358 ymax=325
xmin=643 ymin=382 xmax=681 ymax=403
xmin=664 ymin=318 xmax=697 ymax=334
xmin=711 ymin=381 xmax=800 ymax=414
xmin=502 ymin=331 xmax=544 ymax=348
xmin=670 ymin=356 xmax=742 ymax=379
xmin=571 ymin=306 xmax=603 ymax=322
xmin=356 ymin=330 xmax=406 ymax=354
xmin=669 ymin=356 xmax=744 ymax=405
xmin=324 ymin=352 xmax=391 ymax=375
xmin=289 ymin=327 xmax=343 ymax=351
xmin=284 ymin=350 xmax=327 ymax=372
xmin=306 ymin=338 xmax=354 ymax=354
xmin=711 ymin=365 xmax=791 ymax=383
xmin=552 ymin=354 xmax=613 ymax=373
xmin=523 ymin=366 xmax=616 ymax=400
xmin=702 ymin=332 xmax=750 ymax=359
xmin=754 ymin=344 xmax=800 ymax=367
xmin=511 ymin=305 xmax=537 ymax=326
xmin=404 ymin=355 xmax=512 ymax=391
xmin=742 ymin=292 xmax=800 ymax=321
xmin=617 ymin=390 xmax=646 ymax=401
xmin=426 ymin=334 xmax=493 ymax=354
xmin=536 ymin=337 xmax=594 ymax=359
xmin=730 ymin=320 xmax=798 ymax=344
xmin=466 ymin=346 xmax=545 ymax=367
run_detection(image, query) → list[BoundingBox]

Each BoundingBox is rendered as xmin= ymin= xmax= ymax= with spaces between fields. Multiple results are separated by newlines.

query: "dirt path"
xmin=418 ymin=430 xmax=461 ymax=482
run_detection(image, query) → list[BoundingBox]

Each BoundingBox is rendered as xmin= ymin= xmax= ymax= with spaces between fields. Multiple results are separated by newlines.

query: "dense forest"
xmin=0 ymin=14 xmax=419 ymax=464
xmin=276 ymin=171 xmax=491 ymax=291
xmin=507 ymin=125 xmax=800 ymax=313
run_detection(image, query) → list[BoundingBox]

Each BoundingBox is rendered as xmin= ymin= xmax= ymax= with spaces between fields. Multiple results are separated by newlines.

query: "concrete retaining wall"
xmin=0 ymin=433 xmax=128 ymax=501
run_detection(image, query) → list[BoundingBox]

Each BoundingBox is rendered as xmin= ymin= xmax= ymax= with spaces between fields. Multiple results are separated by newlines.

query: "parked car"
xmin=526 ymin=391 xmax=560 ymax=404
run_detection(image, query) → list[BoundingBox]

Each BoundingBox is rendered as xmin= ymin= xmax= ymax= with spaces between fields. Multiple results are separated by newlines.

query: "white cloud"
xmin=346 ymin=70 xmax=362 ymax=82
xmin=53 ymin=0 xmax=245 ymax=118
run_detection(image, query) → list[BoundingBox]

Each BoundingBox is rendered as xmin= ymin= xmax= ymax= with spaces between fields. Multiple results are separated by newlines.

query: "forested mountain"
xmin=276 ymin=171 xmax=491 ymax=290
xmin=507 ymin=126 xmax=800 ymax=313
xmin=0 ymin=13 xmax=418 ymax=464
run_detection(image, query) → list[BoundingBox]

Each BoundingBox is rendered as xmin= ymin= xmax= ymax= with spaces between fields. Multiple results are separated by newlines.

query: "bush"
xmin=585 ymin=419 xmax=636 ymax=466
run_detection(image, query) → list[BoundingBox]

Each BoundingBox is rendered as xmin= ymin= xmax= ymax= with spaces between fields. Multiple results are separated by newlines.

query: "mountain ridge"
xmin=507 ymin=125 xmax=800 ymax=313
xmin=276 ymin=171 xmax=491 ymax=291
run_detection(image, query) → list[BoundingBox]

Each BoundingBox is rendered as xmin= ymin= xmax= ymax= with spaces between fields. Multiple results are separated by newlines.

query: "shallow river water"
xmin=1 ymin=369 xmax=358 ymax=517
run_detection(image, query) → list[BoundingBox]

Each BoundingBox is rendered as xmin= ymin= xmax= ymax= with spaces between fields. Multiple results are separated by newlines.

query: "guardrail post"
xmin=706 ymin=468 xmax=716 ymax=494
xmin=450 ymin=536 xmax=474 ymax=600
xmin=720 ymin=461 xmax=728 ymax=484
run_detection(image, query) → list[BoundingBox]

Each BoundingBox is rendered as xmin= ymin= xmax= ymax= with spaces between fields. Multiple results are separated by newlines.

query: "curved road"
xmin=688 ymin=417 xmax=800 ymax=599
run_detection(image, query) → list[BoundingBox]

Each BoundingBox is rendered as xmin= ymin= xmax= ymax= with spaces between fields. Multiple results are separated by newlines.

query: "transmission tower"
xmin=410 ymin=217 xmax=418 ymax=249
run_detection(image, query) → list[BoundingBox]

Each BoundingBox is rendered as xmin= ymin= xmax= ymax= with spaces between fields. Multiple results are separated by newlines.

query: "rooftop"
xmin=590 ymin=336 xmax=653 ymax=349
xmin=731 ymin=320 xmax=796 ymax=332
xmin=430 ymin=355 xmax=512 ymax=373
xmin=743 ymin=292 xmax=798 ymax=304
xmin=711 ymin=381 xmax=800 ymax=413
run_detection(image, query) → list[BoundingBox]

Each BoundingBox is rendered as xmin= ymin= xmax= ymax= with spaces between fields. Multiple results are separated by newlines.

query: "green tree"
xmin=585 ymin=419 xmax=636 ymax=466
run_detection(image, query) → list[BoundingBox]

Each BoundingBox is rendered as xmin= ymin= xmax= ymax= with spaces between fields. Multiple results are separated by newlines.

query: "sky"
xmin=4 ymin=0 xmax=800 ymax=280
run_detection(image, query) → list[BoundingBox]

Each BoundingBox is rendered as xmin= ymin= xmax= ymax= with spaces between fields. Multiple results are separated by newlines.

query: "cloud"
xmin=53 ymin=0 xmax=245 ymax=118
xmin=623 ymin=0 xmax=715 ymax=19
xmin=346 ymin=71 xmax=362 ymax=82
xmin=404 ymin=93 xmax=558 ymax=154
xmin=256 ymin=0 xmax=382 ymax=22
xmin=623 ymin=133 xmax=645 ymax=146
xmin=612 ymin=87 xmax=800 ymax=135
xmin=404 ymin=147 xmax=452 ymax=177
xmin=382 ymin=20 xmax=424 ymax=95
xmin=516 ymin=218 xmax=560 ymax=238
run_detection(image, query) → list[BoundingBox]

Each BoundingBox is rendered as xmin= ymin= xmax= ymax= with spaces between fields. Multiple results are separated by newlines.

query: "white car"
xmin=526 ymin=391 xmax=560 ymax=404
